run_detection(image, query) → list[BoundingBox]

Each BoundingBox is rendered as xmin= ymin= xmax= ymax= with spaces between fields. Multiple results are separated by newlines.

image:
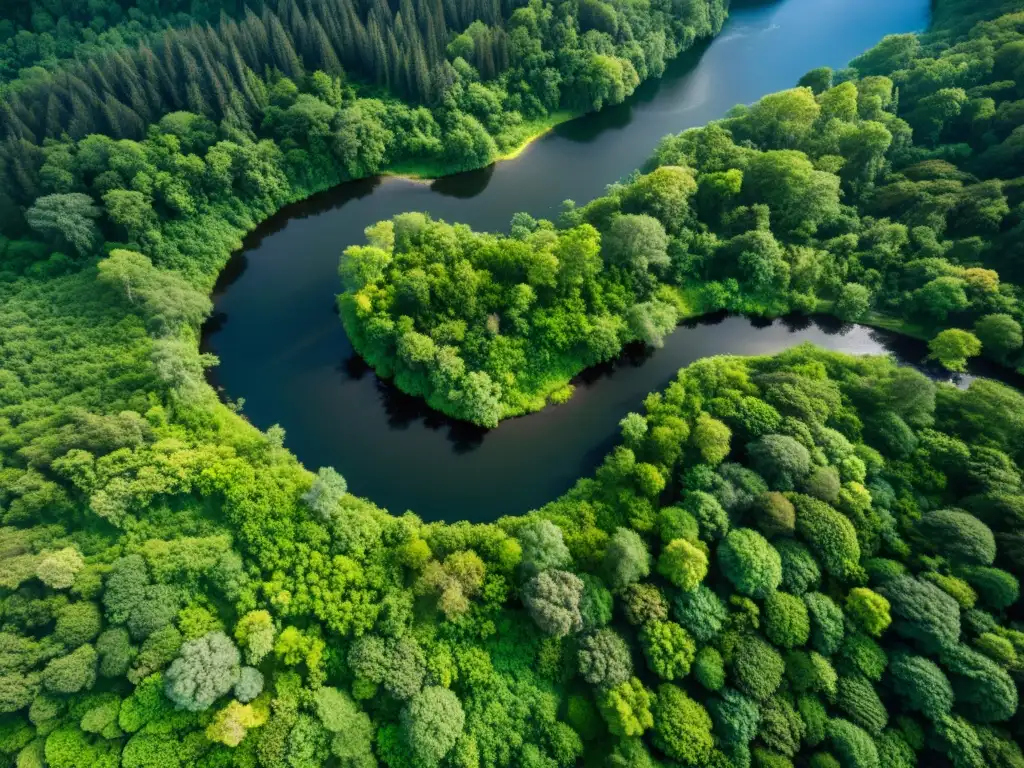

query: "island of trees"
xmin=2 ymin=0 xmax=1024 ymax=767
xmin=339 ymin=0 xmax=1024 ymax=425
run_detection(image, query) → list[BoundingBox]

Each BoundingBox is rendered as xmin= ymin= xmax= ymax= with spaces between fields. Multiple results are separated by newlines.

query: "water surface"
xmin=204 ymin=0 xmax=933 ymax=521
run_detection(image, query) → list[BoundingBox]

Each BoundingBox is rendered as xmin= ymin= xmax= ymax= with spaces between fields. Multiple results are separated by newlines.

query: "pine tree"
xmin=309 ymin=17 xmax=343 ymax=74
xmin=267 ymin=12 xmax=304 ymax=80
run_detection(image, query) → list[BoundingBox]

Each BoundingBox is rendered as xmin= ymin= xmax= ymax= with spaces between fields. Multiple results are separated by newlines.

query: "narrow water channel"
xmin=204 ymin=0 xmax=933 ymax=522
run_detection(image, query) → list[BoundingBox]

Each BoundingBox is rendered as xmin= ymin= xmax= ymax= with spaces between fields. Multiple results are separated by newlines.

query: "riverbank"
xmin=382 ymin=110 xmax=581 ymax=181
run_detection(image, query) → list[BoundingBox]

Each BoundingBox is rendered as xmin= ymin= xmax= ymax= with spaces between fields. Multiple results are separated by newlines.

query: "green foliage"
xmin=622 ymin=583 xmax=668 ymax=626
xmin=764 ymin=592 xmax=811 ymax=649
xmin=577 ymin=628 xmax=632 ymax=688
xmin=401 ymin=687 xmax=465 ymax=768
xmin=748 ymin=436 xmax=812 ymax=491
xmin=672 ymin=585 xmax=728 ymax=643
xmin=836 ymin=675 xmax=888 ymax=735
xmin=804 ymin=593 xmax=846 ymax=657
xmin=792 ymin=495 xmax=862 ymax=581
xmin=826 ymin=718 xmax=879 ymax=768
xmin=651 ymin=684 xmax=714 ymax=766
xmin=776 ymin=539 xmax=821 ymax=596
xmin=42 ymin=645 xmax=97 ymax=694
xmin=918 ymin=509 xmax=996 ymax=565
xmin=658 ymin=538 xmax=708 ymax=591
xmin=940 ymin=644 xmax=1019 ymax=723
xmin=640 ymin=621 xmax=697 ymax=681
xmin=844 ymin=589 xmax=891 ymax=637
xmin=4 ymin=2 xmax=1024 ymax=765
xmin=888 ymin=652 xmax=954 ymax=721
xmin=522 ymin=569 xmax=584 ymax=637
xmin=731 ymin=634 xmax=785 ymax=701
xmin=958 ymin=566 xmax=1020 ymax=611
xmin=518 ymin=520 xmax=571 ymax=576
xmin=879 ymin=576 xmax=961 ymax=654
xmin=604 ymin=527 xmax=651 ymax=590
xmin=163 ymin=632 xmax=240 ymax=712
xmin=54 ymin=602 xmax=102 ymax=648
xmin=599 ymin=677 xmax=654 ymax=738
xmin=709 ymin=687 xmax=761 ymax=746
xmin=929 ymin=329 xmax=982 ymax=372
xmin=718 ymin=529 xmax=783 ymax=598
xmin=695 ymin=646 xmax=726 ymax=691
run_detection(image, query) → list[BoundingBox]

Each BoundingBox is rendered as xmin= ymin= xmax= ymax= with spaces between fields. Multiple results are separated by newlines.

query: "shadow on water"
xmin=429 ymin=164 xmax=496 ymax=198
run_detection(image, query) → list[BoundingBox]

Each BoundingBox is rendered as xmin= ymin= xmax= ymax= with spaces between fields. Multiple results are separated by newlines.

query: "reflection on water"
xmin=203 ymin=0 xmax=934 ymax=522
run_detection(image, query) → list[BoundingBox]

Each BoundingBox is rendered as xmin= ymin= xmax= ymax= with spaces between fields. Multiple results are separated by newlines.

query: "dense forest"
xmin=339 ymin=0 xmax=1024 ymax=425
xmin=4 ymin=0 xmax=1024 ymax=767
xmin=0 ymin=0 xmax=728 ymax=262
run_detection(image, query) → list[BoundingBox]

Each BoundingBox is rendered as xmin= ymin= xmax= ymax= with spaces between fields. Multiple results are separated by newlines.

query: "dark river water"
xmin=204 ymin=0 xmax=934 ymax=522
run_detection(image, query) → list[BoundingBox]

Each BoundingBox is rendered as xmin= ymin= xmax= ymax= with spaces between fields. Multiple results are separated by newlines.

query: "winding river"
xmin=204 ymin=0 xmax=935 ymax=522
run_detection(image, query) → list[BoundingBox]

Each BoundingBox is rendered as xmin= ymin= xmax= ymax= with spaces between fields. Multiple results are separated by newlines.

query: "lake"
xmin=204 ymin=0 xmax=933 ymax=521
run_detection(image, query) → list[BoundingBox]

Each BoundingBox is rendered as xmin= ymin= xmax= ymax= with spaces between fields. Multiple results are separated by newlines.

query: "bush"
xmin=622 ymin=583 xmax=668 ymax=626
xmin=579 ymin=574 xmax=614 ymax=631
xmin=577 ymin=628 xmax=632 ymax=688
xmin=718 ymin=529 xmax=783 ymax=598
xmin=658 ymin=506 xmax=700 ymax=544
xmin=958 ymin=566 xmax=1019 ymax=611
xmin=682 ymin=491 xmax=729 ymax=540
xmin=776 ymin=539 xmax=821 ymax=595
xmin=54 ymin=602 xmax=103 ymax=648
xmin=731 ymin=634 xmax=785 ymax=701
xmin=804 ymin=466 xmax=841 ymax=503
xmin=835 ymin=675 xmax=888 ymax=735
xmin=673 ymin=585 xmax=729 ymax=643
xmin=640 ymin=621 xmax=696 ymax=681
xmin=400 ymin=686 xmax=465 ymax=768
xmin=798 ymin=695 xmax=829 ymax=747
xmin=785 ymin=650 xmax=837 ymax=698
xmin=517 ymin=519 xmax=571 ymax=575
xmin=940 ymin=644 xmax=1018 ymax=723
xmin=921 ymin=571 xmax=977 ymax=610
xmin=598 ymin=677 xmax=653 ymax=738
xmin=658 ymin=539 xmax=708 ymax=591
xmin=652 ymin=685 xmax=714 ymax=766
xmin=695 ymin=647 xmax=725 ymax=691
xmin=804 ymin=593 xmax=845 ymax=656
xmin=887 ymin=652 xmax=953 ymax=721
xmin=163 ymin=632 xmax=240 ymax=712
xmin=758 ymin=696 xmax=805 ymax=757
xmin=747 ymin=435 xmax=812 ymax=490
xmin=604 ymin=527 xmax=651 ymax=590
xmin=42 ymin=645 xmax=97 ymax=694
xmin=826 ymin=719 xmax=879 ymax=768
xmin=764 ymin=592 xmax=810 ymax=649
xmin=917 ymin=509 xmax=996 ymax=566
xmin=879 ymin=576 xmax=961 ymax=654
xmin=874 ymin=730 xmax=916 ymax=768
xmin=792 ymin=495 xmax=861 ymax=581
xmin=837 ymin=632 xmax=887 ymax=682
xmin=522 ymin=569 xmax=584 ymax=636
xmin=752 ymin=492 xmax=796 ymax=537
xmin=844 ymin=588 xmax=891 ymax=637
xmin=96 ymin=628 xmax=136 ymax=678
xmin=709 ymin=687 xmax=761 ymax=746
xmin=234 ymin=667 xmax=264 ymax=703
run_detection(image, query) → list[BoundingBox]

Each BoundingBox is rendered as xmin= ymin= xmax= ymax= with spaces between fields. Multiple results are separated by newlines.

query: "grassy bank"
xmin=382 ymin=110 xmax=580 ymax=181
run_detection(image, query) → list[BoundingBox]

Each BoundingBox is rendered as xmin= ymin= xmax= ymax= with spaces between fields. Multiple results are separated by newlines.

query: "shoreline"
xmin=380 ymin=110 xmax=581 ymax=182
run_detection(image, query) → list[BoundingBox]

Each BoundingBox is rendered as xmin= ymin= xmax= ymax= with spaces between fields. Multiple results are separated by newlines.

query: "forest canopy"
xmin=3 ymin=0 xmax=1024 ymax=767
xmin=339 ymin=0 xmax=1024 ymax=424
